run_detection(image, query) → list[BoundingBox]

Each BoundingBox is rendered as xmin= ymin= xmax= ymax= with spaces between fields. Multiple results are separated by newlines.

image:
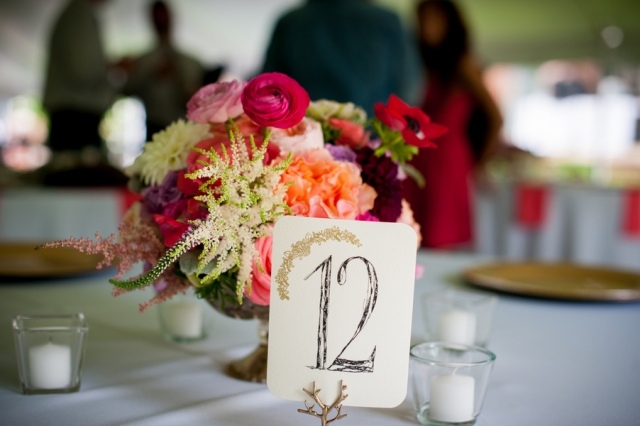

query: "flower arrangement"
xmin=41 ymin=72 xmax=446 ymax=311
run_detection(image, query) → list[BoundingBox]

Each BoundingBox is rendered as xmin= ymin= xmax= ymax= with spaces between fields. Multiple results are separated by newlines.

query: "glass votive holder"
xmin=410 ymin=342 xmax=496 ymax=426
xmin=158 ymin=291 xmax=206 ymax=343
xmin=422 ymin=289 xmax=497 ymax=347
xmin=12 ymin=313 xmax=89 ymax=394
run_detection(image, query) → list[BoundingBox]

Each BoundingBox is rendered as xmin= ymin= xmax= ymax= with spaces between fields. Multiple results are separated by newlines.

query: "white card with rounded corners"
xmin=266 ymin=216 xmax=417 ymax=408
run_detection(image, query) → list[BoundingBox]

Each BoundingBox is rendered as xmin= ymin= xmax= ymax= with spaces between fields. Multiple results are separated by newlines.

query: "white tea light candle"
xmin=438 ymin=309 xmax=476 ymax=345
xmin=410 ymin=342 xmax=495 ymax=426
xmin=429 ymin=373 xmax=475 ymax=422
xmin=28 ymin=341 xmax=72 ymax=389
xmin=164 ymin=300 xmax=203 ymax=339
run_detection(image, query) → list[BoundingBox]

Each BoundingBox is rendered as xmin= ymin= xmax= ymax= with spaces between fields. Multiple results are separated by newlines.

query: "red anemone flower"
xmin=374 ymin=94 xmax=447 ymax=148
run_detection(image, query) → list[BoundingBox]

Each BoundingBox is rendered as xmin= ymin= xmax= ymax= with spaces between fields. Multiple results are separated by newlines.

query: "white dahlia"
xmin=130 ymin=119 xmax=211 ymax=185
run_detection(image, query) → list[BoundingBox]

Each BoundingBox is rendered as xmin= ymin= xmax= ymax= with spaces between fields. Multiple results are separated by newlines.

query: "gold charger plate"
xmin=0 ymin=243 xmax=103 ymax=278
xmin=462 ymin=261 xmax=640 ymax=302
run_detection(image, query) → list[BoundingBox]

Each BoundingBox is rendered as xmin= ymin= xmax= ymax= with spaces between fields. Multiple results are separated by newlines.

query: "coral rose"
xmin=245 ymin=235 xmax=272 ymax=306
xmin=397 ymin=199 xmax=422 ymax=248
xmin=207 ymin=115 xmax=262 ymax=138
xmin=327 ymin=117 xmax=366 ymax=148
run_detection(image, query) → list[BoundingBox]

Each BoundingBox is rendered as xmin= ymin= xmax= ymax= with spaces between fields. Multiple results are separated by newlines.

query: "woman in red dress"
xmin=404 ymin=0 xmax=503 ymax=249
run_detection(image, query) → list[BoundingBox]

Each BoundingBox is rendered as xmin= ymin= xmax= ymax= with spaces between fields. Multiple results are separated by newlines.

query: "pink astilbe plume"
xmin=38 ymin=215 xmax=164 ymax=279
xmin=135 ymin=273 xmax=191 ymax=312
xmin=111 ymin=218 xmax=166 ymax=279
xmin=36 ymin=204 xmax=188 ymax=311
xmin=37 ymin=233 xmax=120 ymax=270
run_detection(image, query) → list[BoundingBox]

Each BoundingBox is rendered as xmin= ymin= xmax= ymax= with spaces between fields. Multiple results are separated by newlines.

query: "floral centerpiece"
xmin=42 ymin=72 xmax=445 ymax=311
xmin=40 ymin=72 xmax=445 ymax=379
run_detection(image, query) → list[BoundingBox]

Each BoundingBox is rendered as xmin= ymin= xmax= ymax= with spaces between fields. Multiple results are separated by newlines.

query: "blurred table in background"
xmin=3 ymin=178 xmax=640 ymax=272
xmin=0 ymin=187 xmax=133 ymax=242
xmin=475 ymin=180 xmax=640 ymax=271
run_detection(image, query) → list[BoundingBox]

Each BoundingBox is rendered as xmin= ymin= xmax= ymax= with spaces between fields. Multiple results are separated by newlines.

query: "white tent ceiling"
xmin=458 ymin=0 xmax=640 ymax=66
xmin=0 ymin=0 xmax=303 ymax=99
xmin=1 ymin=0 xmax=638 ymax=100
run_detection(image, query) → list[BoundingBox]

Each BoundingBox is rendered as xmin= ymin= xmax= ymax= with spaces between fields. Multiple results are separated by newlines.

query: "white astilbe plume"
xmin=109 ymin=120 xmax=291 ymax=304
xmin=183 ymin=123 xmax=291 ymax=303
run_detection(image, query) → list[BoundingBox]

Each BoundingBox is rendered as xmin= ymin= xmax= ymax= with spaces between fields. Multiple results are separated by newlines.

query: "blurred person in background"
xmin=404 ymin=0 xmax=503 ymax=249
xmin=122 ymin=0 xmax=204 ymax=141
xmin=41 ymin=0 xmax=129 ymax=186
xmin=260 ymin=0 xmax=421 ymax=116
xmin=42 ymin=0 xmax=115 ymax=165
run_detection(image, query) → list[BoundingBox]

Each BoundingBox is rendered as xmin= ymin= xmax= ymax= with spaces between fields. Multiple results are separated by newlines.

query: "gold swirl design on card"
xmin=276 ymin=227 xmax=361 ymax=300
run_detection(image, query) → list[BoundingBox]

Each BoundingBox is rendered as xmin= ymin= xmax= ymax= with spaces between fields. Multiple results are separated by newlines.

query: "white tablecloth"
xmin=1 ymin=251 xmax=639 ymax=425
xmin=475 ymin=181 xmax=640 ymax=271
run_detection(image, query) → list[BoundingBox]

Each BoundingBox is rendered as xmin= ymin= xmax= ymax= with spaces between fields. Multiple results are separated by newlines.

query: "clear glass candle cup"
xmin=410 ymin=342 xmax=496 ymax=426
xmin=13 ymin=313 xmax=89 ymax=394
xmin=158 ymin=290 xmax=207 ymax=343
xmin=422 ymin=289 xmax=497 ymax=347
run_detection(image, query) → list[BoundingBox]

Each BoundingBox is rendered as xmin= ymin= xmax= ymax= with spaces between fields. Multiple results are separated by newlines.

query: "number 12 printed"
xmin=267 ymin=216 xmax=417 ymax=408
xmin=307 ymin=255 xmax=377 ymax=373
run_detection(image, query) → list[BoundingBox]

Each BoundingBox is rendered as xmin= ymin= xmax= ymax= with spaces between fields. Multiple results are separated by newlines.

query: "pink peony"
xmin=245 ymin=235 xmax=272 ymax=306
xmin=269 ymin=117 xmax=324 ymax=154
xmin=241 ymin=72 xmax=310 ymax=129
xmin=278 ymin=148 xmax=376 ymax=219
xmin=186 ymin=80 xmax=246 ymax=124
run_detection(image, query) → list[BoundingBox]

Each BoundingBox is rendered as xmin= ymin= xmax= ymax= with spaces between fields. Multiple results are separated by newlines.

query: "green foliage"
xmin=109 ymin=240 xmax=192 ymax=290
xmin=320 ymin=121 xmax=343 ymax=145
xmin=401 ymin=163 xmax=425 ymax=188
xmin=194 ymin=268 xmax=240 ymax=310
xmin=370 ymin=119 xmax=418 ymax=164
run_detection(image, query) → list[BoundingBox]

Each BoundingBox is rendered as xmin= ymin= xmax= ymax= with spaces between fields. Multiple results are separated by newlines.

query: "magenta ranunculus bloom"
xmin=186 ymin=80 xmax=246 ymax=124
xmin=240 ymin=72 xmax=310 ymax=129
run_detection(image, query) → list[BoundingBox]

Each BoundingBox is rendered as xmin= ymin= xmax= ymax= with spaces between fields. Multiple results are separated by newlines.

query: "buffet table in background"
xmin=475 ymin=180 xmax=640 ymax=271
xmin=3 ymin=184 xmax=640 ymax=273
xmin=1 ymin=251 xmax=639 ymax=425
xmin=0 ymin=187 xmax=134 ymax=241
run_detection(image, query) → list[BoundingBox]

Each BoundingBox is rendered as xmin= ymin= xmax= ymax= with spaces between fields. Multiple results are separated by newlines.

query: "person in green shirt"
xmin=260 ymin=0 xmax=421 ymax=116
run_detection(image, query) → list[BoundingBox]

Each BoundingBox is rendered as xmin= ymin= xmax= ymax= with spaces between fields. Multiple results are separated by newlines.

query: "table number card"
xmin=267 ymin=216 xmax=417 ymax=408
